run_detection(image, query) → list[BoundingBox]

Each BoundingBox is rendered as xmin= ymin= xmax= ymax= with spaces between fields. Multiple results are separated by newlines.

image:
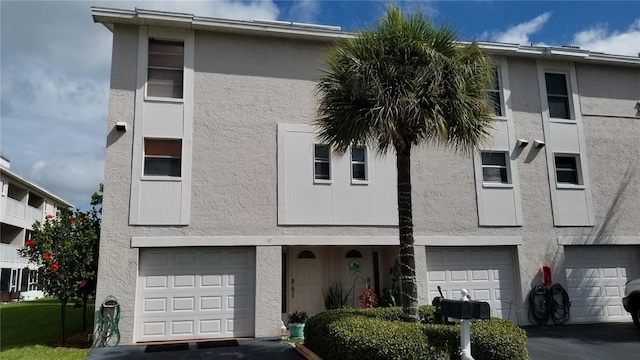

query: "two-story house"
xmin=0 ymin=154 xmax=72 ymax=300
xmin=92 ymin=7 xmax=640 ymax=344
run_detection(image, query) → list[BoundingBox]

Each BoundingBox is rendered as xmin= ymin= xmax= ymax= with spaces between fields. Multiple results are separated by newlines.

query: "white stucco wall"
xmin=97 ymin=22 xmax=640 ymax=344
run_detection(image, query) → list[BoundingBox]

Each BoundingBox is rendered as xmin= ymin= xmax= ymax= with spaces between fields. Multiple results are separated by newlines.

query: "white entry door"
xmin=564 ymin=246 xmax=640 ymax=323
xmin=135 ymin=247 xmax=255 ymax=342
xmin=426 ymin=247 xmax=518 ymax=321
xmin=290 ymin=248 xmax=324 ymax=315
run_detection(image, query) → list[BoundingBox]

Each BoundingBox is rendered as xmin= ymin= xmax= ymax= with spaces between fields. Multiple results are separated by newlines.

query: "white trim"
xmin=131 ymin=235 xmax=523 ymax=247
xmin=129 ymin=26 xmax=148 ymax=224
xmin=558 ymin=236 xmax=640 ymax=245
xmin=129 ymin=26 xmax=194 ymax=225
xmin=473 ymin=57 xmax=522 ymax=226
xmin=537 ymin=60 xmax=594 ymax=226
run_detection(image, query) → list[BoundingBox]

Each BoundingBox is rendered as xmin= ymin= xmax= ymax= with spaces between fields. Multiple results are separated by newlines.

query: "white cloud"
xmin=29 ymin=153 xmax=105 ymax=210
xmin=285 ymin=0 xmax=321 ymax=23
xmin=572 ymin=19 xmax=640 ymax=56
xmin=485 ymin=12 xmax=552 ymax=45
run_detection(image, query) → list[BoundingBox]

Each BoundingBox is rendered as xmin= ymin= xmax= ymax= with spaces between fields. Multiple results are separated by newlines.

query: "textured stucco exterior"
xmin=96 ymin=13 xmax=640 ymax=344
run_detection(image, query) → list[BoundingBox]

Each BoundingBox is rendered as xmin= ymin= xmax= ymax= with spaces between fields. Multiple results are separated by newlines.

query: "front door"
xmin=290 ymin=248 xmax=324 ymax=315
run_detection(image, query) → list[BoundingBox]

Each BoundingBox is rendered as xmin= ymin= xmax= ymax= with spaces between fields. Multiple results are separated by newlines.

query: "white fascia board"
xmin=131 ymin=235 xmax=523 ymax=247
xmin=558 ymin=236 xmax=640 ymax=245
xmin=0 ymin=167 xmax=73 ymax=207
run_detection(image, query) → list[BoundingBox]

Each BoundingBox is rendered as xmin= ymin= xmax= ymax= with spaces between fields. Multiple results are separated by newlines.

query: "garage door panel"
xmin=426 ymin=247 xmax=517 ymax=322
xmin=136 ymin=248 xmax=255 ymax=342
xmin=564 ymin=246 xmax=639 ymax=324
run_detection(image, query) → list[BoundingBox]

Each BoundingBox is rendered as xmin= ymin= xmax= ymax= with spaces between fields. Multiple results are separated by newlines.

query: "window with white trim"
xmin=481 ymin=151 xmax=510 ymax=184
xmin=147 ymin=39 xmax=184 ymax=98
xmin=351 ymin=146 xmax=367 ymax=181
xmin=28 ymin=270 xmax=38 ymax=291
xmin=545 ymin=73 xmax=570 ymax=119
xmin=314 ymin=144 xmax=331 ymax=181
xmin=488 ymin=68 xmax=503 ymax=117
xmin=554 ymin=155 xmax=581 ymax=185
xmin=144 ymin=139 xmax=182 ymax=177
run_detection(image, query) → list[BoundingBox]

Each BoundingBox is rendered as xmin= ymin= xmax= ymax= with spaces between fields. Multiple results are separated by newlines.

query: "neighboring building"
xmin=0 ymin=154 xmax=72 ymax=300
xmin=92 ymin=7 xmax=640 ymax=344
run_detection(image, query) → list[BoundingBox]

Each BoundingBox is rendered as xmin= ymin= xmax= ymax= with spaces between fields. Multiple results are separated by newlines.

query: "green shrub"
xmin=305 ymin=310 xmax=447 ymax=360
xmin=304 ymin=309 xmax=528 ymax=360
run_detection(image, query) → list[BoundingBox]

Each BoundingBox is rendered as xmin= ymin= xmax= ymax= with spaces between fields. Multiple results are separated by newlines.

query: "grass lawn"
xmin=0 ymin=298 xmax=94 ymax=360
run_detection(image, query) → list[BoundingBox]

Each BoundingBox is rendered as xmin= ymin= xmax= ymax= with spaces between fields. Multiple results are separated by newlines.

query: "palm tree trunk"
xmin=396 ymin=148 xmax=419 ymax=323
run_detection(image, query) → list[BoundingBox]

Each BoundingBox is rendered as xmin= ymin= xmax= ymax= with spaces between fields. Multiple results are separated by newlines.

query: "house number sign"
xmin=349 ymin=260 xmax=360 ymax=275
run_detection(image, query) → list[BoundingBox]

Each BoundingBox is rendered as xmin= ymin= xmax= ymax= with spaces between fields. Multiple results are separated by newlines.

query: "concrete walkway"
xmin=87 ymin=338 xmax=302 ymax=360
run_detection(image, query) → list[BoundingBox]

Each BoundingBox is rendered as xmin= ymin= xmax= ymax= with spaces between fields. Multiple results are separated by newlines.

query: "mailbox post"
xmin=440 ymin=289 xmax=490 ymax=360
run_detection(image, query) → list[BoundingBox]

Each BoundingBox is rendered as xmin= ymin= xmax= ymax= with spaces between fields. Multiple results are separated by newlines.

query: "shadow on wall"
xmin=578 ymin=163 xmax=638 ymax=245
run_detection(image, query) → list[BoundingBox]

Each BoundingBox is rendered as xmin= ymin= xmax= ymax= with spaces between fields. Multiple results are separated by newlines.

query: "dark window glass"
xmin=481 ymin=152 xmax=507 ymax=166
xmin=481 ymin=152 xmax=509 ymax=184
xmin=351 ymin=146 xmax=366 ymax=180
xmin=144 ymin=139 xmax=182 ymax=177
xmin=147 ymin=39 xmax=184 ymax=98
xmin=555 ymin=156 xmax=579 ymax=184
xmin=314 ymin=144 xmax=330 ymax=180
xmin=298 ymin=250 xmax=316 ymax=259
xmin=545 ymin=73 xmax=570 ymax=119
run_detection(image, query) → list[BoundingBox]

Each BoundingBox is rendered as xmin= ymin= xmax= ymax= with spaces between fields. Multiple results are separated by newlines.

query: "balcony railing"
xmin=0 ymin=243 xmax=29 ymax=266
xmin=5 ymin=197 xmax=42 ymax=223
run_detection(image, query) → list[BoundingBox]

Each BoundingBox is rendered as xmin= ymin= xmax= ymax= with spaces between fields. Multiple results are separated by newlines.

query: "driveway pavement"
xmin=526 ymin=322 xmax=640 ymax=360
xmin=87 ymin=338 xmax=302 ymax=360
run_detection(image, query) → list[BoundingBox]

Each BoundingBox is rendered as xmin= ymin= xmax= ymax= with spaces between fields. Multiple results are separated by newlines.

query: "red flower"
xmin=51 ymin=261 xmax=59 ymax=272
xmin=70 ymin=216 xmax=76 ymax=222
xmin=25 ymin=239 xmax=35 ymax=248
xmin=45 ymin=214 xmax=54 ymax=220
xmin=82 ymin=215 xmax=88 ymax=221
xmin=79 ymin=280 xmax=86 ymax=287
xmin=43 ymin=252 xmax=52 ymax=261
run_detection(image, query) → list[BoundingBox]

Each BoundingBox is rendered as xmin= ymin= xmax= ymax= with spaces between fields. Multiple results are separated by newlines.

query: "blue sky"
xmin=1 ymin=0 xmax=639 ymax=210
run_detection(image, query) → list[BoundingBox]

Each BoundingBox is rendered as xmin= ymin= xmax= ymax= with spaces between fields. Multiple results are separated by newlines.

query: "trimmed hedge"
xmin=304 ymin=308 xmax=528 ymax=360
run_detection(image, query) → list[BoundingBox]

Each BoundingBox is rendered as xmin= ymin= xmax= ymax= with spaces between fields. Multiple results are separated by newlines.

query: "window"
xmin=488 ymin=68 xmax=503 ymax=117
xmin=314 ymin=144 xmax=331 ymax=181
xmin=144 ymin=139 xmax=182 ymax=177
xmin=555 ymin=155 xmax=580 ymax=184
xmin=481 ymin=152 xmax=509 ymax=184
xmin=545 ymin=73 xmax=570 ymax=119
xmin=28 ymin=270 xmax=38 ymax=291
xmin=351 ymin=146 xmax=367 ymax=181
xmin=147 ymin=39 xmax=184 ymax=98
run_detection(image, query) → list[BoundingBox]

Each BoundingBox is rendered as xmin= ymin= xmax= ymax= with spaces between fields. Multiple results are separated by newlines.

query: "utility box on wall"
xmin=441 ymin=299 xmax=490 ymax=320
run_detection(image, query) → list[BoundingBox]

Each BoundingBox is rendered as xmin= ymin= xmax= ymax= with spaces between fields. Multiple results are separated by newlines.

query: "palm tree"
xmin=315 ymin=7 xmax=495 ymax=322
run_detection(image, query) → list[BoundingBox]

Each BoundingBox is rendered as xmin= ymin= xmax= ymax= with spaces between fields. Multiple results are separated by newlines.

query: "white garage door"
xmin=135 ymin=248 xmax=255 ymax=342
xmin=565 ymin=246 xmax=639 ymax=323
xmin=426 ymin=247 xmax=518 ymax=322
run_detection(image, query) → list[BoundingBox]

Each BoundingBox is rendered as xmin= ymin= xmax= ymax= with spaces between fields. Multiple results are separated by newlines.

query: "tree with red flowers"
xmin=18 ymin=185 xmax=102 ymax=344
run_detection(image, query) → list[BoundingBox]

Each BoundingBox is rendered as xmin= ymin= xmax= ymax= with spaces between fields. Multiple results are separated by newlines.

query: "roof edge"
xmin=91 ymin=7 xmax=640 ymax=66
xmin=1 ymin=166 xmax=73 ymax=208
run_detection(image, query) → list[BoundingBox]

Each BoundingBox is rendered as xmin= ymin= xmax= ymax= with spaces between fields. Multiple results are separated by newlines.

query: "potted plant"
xmin=287 ymin=309 xmax=309 ymax=338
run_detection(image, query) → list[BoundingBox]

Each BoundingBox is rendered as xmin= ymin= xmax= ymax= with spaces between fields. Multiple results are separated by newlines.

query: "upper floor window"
xmin=314 ymin=144 xmax=331 ymax=181
xmin=481 ymin=151 xmax=510 ymax=184
xmin=555 ymin=155 xmax=581 ymax=185
xmin=147 ymin=39 xmax=184 ymax=98
xmin=144 ymin=139 xmax=182 ymax=177
xmin=487 ymin=68 xmax=503 ymax=117
xmin=545 ymin=73 xmax=570 ymax=119
xmin=351 ymin=146 xmax=367 ymax=181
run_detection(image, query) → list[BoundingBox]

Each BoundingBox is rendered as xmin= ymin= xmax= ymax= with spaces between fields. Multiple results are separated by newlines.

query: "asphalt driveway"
xmin=87 ymin=338 xmax=302 ymax=360
xmin=526 ymin=322 xmax=640 ymax=360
